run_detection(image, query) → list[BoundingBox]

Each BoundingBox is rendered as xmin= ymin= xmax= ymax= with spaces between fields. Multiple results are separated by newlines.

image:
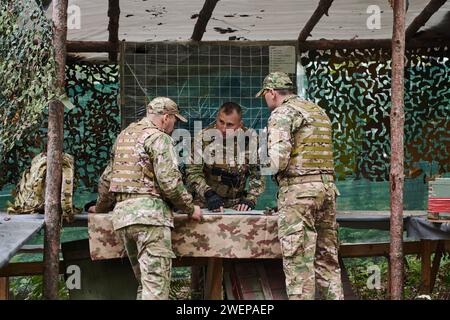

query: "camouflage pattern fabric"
xmin=93 ymin=104 xmax=195 ymax=300
xmin=109 ymin=119 xmax=162 ymax=195
xmin=277 ymin=182 xmax=343 ymax=300
xmin=116 ymin=224 xmax=174 ymax=300
xmin=185 ymin=123 xmax=265 ymax=207
xmin=7 ymin=152 xmax=77 ymax=222
xmin=255 ymin=71 xmax=295 ymax=97
xmin=264 ymin=78 xmax=343 ymax=300
xmin=95 ymin=116 xmax=195 ymax=230
xmin=88 ymin=212 xmax=281 ymax=260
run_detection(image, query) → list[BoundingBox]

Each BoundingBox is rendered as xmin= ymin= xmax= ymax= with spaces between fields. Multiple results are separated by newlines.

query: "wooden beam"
xmin=44 ymin=0 xmax=68 ymax=300
xmin=172 ymin=257 xmax=208 ymax=267
xmin=66 ymin=41 xmax=119 ymax=53
xmin=389 ymin=0 xmax=407 ymax=301
xmin=298 ymin=37 xmax=450 ymax=51
xmin=107 ymin=0 xmax=120 ymax=61
xmin=298 ymin=0 xmax=334 ymax=42
xmin=339 ymin=240 xmax=449 ymax=258
xmin=204 ymin=258 xmax=223 ymax=300
xmin=0 ymin=262 xmax=66 ymax=277
xmin=0 ymin=277 xmax=9 ymax=300
xmin=406 ymin=0 xmax=448 ymax=39
xmin=191 ymin=0 xmax=220 ymax=42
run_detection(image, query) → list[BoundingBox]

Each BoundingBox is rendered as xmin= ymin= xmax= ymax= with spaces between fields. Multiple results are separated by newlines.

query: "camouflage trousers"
xmin=277 ymin=180 xmax=344 ymax=300
xmin=116 ymin=224 xmax=176 ymax=300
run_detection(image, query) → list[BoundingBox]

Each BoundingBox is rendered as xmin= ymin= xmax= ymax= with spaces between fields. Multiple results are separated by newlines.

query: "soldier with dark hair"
xmin=92 ymin=97 xmax=202 ymax=300
xmin=257 ymin=72 xmax=343 ymax=300
xmin=186 ymin=101 xmax=265 ymax=212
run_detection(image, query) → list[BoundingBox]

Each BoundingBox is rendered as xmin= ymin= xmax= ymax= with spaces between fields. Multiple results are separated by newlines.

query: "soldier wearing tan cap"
xmin=92 ymin=97 xmax=202 ymax=300
xmin=257 ymin=72 xmax=343 ymax=300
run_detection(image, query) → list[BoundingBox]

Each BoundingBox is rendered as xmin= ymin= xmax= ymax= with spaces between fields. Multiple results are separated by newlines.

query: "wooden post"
xmin=0 ymin=277 xmax=9 ymax=300
xmin=298 ymin=0 xmax=334 ymax=42
xmin=66 ymin=41 xmax=119 ymax=53
xmin=107 ymin=0 xmax=120 ymax=61
xmin=43 ymin=0 xmax=68 ymax=300
xmin=389 ymin=0 xmax=406 ymax=300
xmin=205 ymin=258 xmax=223 ymax=300
xmin=420 ymin=240 xmax=432 ymax=294
xmin=191 ymin=0 xmax=220 ymax=41
xmin=405 ymin=0 xmax=447 ymax=39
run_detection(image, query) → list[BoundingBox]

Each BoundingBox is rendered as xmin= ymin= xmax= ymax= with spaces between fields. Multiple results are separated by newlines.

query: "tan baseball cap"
xmin=255 ymin=71 xmax=295 ymax=97
xmin=147 ymin=97 xmax=187 ymax=122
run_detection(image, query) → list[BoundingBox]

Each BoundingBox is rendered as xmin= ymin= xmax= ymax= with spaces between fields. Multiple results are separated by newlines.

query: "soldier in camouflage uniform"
xmin=256 ymin=72 xmax=343 ymax=300
xmin=186 ymin=102 xmax=265 ymax=212
xmin=8 ymin=152 xmax=77 ymax=222
xmin=92 ymin=97 xmax=202 ymax=300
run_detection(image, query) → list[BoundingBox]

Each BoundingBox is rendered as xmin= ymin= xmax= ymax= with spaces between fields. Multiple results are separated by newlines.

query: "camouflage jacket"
xmin=95 ymin=117 xmax=195 ymax=230
xmin=185 ymin=123 xmax=265 ymax=206
xmin=7 ymin=152 xmax=76 ymax=222
xmin=267 ymin=95 xmax=334 ymax=181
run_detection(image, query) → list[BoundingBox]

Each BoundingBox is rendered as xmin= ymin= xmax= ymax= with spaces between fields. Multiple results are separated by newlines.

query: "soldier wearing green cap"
xmin=257 ymin=72 xmax=343 ymax=300
xmin=92 ymin=96 xmax=202 ymax=300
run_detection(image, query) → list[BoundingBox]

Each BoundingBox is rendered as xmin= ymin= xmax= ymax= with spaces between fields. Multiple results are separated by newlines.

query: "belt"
xmin=278 ymin=174 xmax=334 ymax=187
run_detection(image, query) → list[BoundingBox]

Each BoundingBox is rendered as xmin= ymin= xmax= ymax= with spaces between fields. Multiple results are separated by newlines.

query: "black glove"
xmin=237 ymin=199 xmax=255 ymax=211
xmin=204 ymin=190 xmax=224 ymax=211
xmin=84 ymin=200 xmax=97 ymax=212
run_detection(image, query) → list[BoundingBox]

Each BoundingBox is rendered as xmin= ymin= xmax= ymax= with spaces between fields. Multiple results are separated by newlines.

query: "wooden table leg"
xmin=205 ymin=258 xmax=223 ymax=300
xmin=0 ymin=277 xmax=9 ymax=300
xmin=420 ymin=240 xmax=432 ymax=294
xmin=190 ymin=266 xmax=203 ymax=300
xmin=430 ymin=240 xmax=444 ymax=293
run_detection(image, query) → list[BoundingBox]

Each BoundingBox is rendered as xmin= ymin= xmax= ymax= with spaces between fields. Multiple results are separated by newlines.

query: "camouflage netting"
xmin=0 ymin=0 xmax=56 ymax=163
xmin=301 ymin=47 xmax=450 ymax=181
xmin=0 ymin=63 xmax=121 ymax=191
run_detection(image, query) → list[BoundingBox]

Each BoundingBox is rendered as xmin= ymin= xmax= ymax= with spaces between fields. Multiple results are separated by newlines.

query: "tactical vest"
xmin=7 ymin=152 xmax=76 ymax=222
xmin=109 ymin=119 xmax=161 ymax=196
xmin=202 ymin=125 xmax=250 ymax=197
xmin=282 ymin=96 xmax=334 ymax=177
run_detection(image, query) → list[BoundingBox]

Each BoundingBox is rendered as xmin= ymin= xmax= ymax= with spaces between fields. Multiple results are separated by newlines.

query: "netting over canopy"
xmin=0 ymin=0 xmax=56 ymax=163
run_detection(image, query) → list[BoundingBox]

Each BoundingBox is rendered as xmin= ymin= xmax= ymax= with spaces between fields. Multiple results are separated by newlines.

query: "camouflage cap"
xmin=255 ymin=72 xmax=295 ymax=97
xmin=147 ymin=97 xmax=187 ymax=122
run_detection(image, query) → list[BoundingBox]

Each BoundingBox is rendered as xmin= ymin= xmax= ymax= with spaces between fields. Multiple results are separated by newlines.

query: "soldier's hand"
xmin=235 ymin=199 xmax=255 ymax=211
xmin=190 ymin=205 xmax=203 ymax=222
xmin=204 ymin=190 xmax=225 ymax=212
xmin=235 ymin=204 xmax=249 ymax=211
xmin=84 ymin=200 xmax=97 ymax=213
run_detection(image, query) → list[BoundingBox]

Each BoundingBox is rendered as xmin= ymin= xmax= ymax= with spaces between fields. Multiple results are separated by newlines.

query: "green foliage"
xmin=0 ymin=0 xmax=57 ymax=162
xmin=170 ymin=277 xmax=191 ymax=300
xmin=9 ymin=275 xmax=69 ymax=300
xmin=345 ymin=254 xmax=450 ymax=300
